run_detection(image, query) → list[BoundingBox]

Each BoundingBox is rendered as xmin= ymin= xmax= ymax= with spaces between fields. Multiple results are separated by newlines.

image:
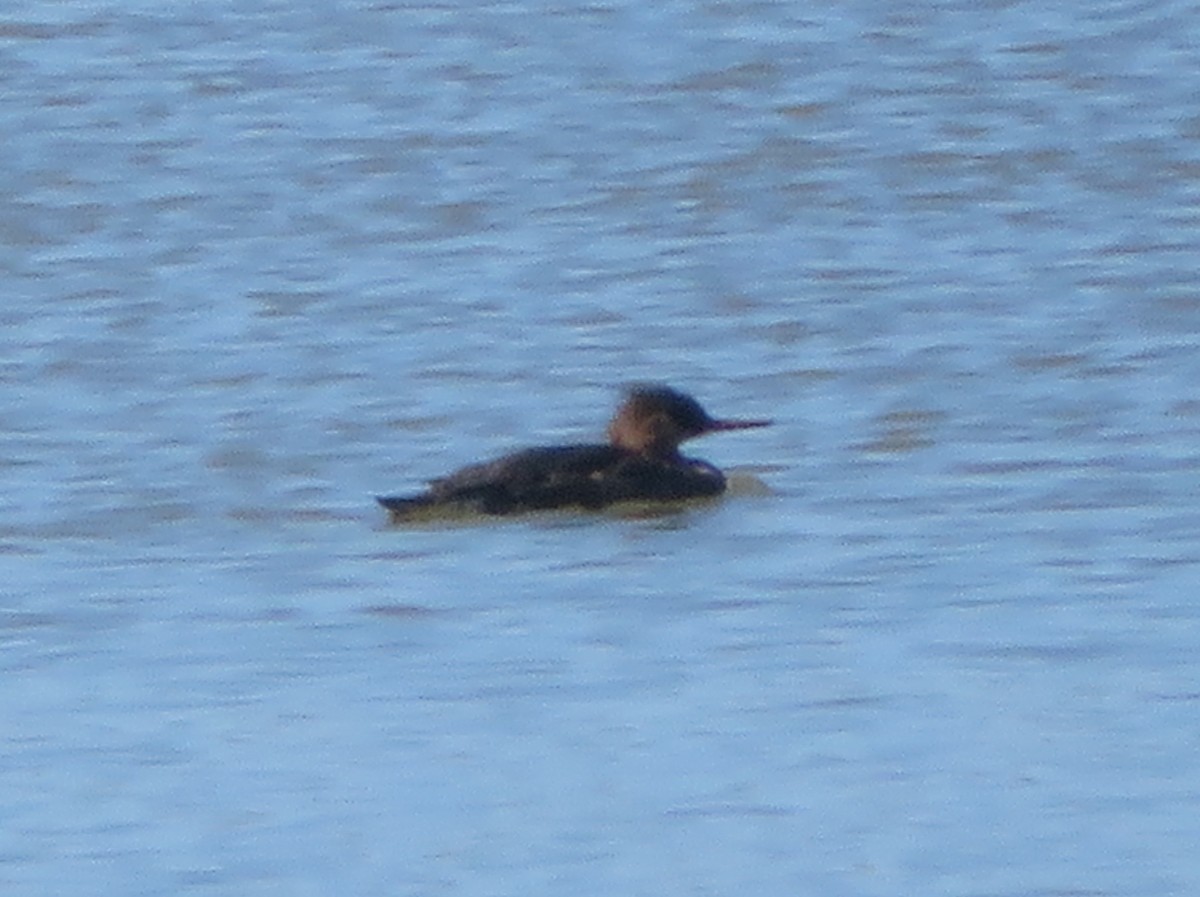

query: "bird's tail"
xmin=376 ymin=494 xmax=438 ymax=521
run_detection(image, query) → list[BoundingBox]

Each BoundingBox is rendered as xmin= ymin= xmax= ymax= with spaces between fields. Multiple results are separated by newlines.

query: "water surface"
xmin=4 ymin=1 xmax=1200 ymax=894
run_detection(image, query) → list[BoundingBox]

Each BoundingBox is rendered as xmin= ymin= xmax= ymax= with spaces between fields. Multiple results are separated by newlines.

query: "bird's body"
xmin=377 ymin=385 xmax=769 ymax=521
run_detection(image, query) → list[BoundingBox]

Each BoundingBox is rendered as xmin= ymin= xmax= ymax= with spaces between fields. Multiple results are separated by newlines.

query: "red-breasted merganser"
xmin=377 ymin=385 xmax=770 ymax=520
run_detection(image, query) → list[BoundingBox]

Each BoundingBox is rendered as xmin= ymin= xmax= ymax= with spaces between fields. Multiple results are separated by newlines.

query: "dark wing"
xmin=592 ymin=456 xmax=726 ymax=504
xmin=428 ymin=444 xmax=625 ymax=514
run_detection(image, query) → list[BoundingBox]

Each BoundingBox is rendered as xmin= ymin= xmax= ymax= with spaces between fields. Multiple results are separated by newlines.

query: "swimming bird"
xmin=377 ymin=384 xmax=770 ymax=520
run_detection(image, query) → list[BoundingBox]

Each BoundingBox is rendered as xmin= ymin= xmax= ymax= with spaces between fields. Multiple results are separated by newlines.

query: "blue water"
xmin=4 ymin=1 xmax=1200 ymax=894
